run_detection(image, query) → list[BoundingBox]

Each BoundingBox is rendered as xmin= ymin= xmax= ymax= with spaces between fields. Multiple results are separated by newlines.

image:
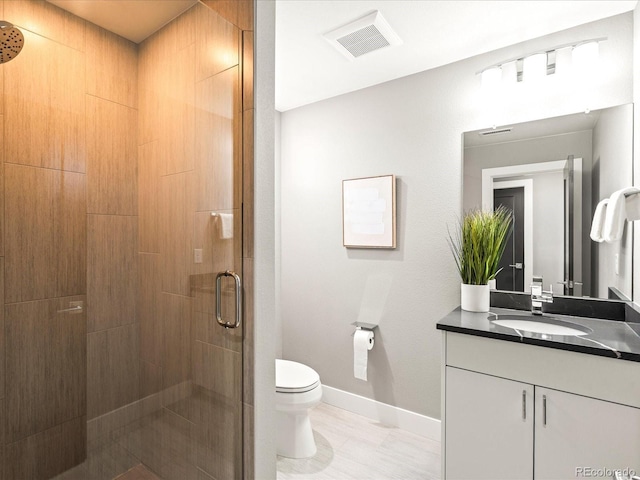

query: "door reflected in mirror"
xmin=463 ymin=103 xmax=633 ymax=301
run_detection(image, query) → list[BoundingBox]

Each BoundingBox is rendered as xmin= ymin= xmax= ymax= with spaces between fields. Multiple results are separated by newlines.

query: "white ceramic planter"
xmin=461 ymin=283 xmax=490 ymax=312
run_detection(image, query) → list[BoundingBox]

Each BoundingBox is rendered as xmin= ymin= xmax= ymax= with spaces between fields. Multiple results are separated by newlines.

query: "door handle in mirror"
xmin=509 ymin=263 xmax=523 ymax=269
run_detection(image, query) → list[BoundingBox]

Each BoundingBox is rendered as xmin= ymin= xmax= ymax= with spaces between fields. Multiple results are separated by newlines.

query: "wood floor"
xmin=277 ymin=403 xmax=441 ymax=480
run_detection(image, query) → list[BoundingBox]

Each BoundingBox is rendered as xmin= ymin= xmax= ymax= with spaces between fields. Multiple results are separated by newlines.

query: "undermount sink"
xmin=489 ymin=314 xmax=593 ymax=336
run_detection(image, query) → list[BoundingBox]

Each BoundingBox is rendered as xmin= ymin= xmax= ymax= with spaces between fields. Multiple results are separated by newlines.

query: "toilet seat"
xmin=276 ymin=359 xmax=320 ymax=393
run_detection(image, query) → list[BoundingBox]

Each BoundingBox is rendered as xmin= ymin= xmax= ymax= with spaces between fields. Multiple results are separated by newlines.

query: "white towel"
xmin=590 ymin=199 xmax=608 ymax=243
xmin=626 ymin=192 xmax=640 ymax=221
xmin=603 ymin=187 xmax=640 ymax=242
xmin=218 ymin=213 xmax=234 ymax=239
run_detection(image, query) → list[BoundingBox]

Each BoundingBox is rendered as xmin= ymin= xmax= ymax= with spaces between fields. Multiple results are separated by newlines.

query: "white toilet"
xmin=275 ymin=359 xmax=323 ymax=458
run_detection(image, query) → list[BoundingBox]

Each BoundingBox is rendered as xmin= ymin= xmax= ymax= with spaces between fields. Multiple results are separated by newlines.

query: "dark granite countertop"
xmin=437 ymin=306 xmax=640 ymax=362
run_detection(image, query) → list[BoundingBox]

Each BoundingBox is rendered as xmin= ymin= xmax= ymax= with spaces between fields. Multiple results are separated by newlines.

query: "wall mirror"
xmin=463 ymin=103 xmax=633 ymax=301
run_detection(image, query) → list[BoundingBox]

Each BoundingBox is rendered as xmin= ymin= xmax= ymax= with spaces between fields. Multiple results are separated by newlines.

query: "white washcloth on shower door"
xmin=603 ymin=187 xmax=640 ymax=242
xmin=218 ymin=213 xmax=234 ymax=239
xmin=590 ymin=199 xmax=609 ymax=243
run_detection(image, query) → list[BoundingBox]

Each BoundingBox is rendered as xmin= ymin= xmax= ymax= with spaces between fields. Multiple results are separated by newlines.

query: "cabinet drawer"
xmin=445 ymin=332 xmax=640 ymax=408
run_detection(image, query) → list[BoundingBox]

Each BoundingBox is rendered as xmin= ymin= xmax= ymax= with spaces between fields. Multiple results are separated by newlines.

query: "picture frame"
xmin=342 ymin=174 xmax=396 ymax=248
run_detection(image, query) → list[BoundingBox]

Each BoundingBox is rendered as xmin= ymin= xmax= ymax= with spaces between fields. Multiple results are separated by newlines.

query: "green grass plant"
xmin=448 ymin=206 xmax=513 ymax=285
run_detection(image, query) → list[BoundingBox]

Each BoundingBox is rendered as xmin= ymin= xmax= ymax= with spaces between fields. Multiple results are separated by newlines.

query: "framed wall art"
xmin=342 ymin=174 xmax=396 ymax=248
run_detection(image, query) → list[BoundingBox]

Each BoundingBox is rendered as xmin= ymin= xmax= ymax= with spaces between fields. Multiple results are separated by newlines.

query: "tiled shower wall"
xmin=0 ymin=1 xmax=138 ymax=477
xmin=0 ymin=0 xmax=254 ymax=479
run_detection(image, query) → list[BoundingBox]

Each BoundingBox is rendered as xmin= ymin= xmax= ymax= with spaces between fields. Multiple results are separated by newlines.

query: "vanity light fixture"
xmin=478 ymin=37 xmax=605 ymax=85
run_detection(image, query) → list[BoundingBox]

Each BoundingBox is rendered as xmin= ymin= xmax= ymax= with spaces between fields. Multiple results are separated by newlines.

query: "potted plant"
xmin=448 ymin=206 xmax=513 ymax=312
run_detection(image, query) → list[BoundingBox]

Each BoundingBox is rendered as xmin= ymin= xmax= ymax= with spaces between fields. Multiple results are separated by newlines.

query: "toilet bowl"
xmin=275 ymin=359 xmax=322 ymax=458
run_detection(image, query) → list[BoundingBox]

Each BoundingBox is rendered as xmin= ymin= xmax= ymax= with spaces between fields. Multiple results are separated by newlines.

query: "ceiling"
xmin=275 ymin=1 xmax=637 ymax=111
xmin=464 ymin=109 xmax=602 ymax=148
xmin=43 ymin=1 xmax=638 ymax=112
xmin=46 ymin=0 xmax=198 ymax=44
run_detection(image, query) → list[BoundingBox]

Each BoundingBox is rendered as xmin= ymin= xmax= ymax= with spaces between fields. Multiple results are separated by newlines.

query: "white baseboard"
xmin=321 ymin=385 xmax=441 ymax=442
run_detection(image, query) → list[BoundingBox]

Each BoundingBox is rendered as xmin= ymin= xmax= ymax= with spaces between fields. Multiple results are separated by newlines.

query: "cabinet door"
xmin=445 ymin=367 xmax=533 ymax=480
xmin=535 ymin=387 xmax=640 ymax=479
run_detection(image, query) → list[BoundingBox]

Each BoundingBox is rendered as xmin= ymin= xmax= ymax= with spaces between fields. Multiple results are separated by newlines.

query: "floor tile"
xmin=277 ymin=403 xmax=441 ymax=480
xmin=115 ymin=465 xmax=162 ymax=480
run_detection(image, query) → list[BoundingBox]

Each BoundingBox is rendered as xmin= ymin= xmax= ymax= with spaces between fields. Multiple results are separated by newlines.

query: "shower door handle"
xmin=216 ymin=270 xmax=242 ymax=329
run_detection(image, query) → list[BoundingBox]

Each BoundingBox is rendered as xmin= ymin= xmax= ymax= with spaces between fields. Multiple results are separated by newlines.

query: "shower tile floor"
xmin=115 ymin=465 xmax=160 ymax=480
xmin=277 ymin=402 xmax=441 ymax=480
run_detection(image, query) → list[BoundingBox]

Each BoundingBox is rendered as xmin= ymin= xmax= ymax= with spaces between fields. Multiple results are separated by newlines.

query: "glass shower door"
xmin=137 ymin=3 xmax=247 ymax=479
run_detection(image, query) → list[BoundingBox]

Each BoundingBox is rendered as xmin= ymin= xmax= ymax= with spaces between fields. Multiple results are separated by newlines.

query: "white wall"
xmin=634 ymin=5 xmax=640 ymax=305
xmin=463 ymin=131 xmax=593 ymax=211
xmin=275 ymin=111 xmax=283 ymax=358
xmin=278 ymin=13 xmax=633 ymax=419
xmin=531 ymin=171 xmax=565 ymax=293
xmin=592 ymin=104 xmax=634 ymax=298
xmin=255 ymin=0 xmax=277 ymax=477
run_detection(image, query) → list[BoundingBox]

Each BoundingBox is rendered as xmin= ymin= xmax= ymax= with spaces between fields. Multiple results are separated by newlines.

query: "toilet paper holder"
xmin=351 ymin=321 xmax=378 ymax=335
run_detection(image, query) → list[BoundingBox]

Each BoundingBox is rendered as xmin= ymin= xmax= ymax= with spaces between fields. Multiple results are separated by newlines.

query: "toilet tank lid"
xmin=276 ymin=359 xmax=320 ymax=390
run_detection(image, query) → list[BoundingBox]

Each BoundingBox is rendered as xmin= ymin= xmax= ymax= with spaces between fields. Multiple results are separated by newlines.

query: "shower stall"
xmin=0 ymin=1 xmax=254 ymax=479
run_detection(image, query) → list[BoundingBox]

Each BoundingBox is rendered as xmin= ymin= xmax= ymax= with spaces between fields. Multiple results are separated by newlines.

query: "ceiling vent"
xmin=479 ymin=127 xmax=513 ymax=136
xmin=324 ymin=11 xmax=402 ymax=60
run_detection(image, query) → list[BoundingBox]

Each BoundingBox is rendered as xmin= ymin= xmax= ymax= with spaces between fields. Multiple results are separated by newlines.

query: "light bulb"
xmin=572 ymin=41 xmax=599 ymax=73
xmin=481 ymin=66 xmax=501 ymax=90
xmin=523 ymin=53 xmax=547 ymax=82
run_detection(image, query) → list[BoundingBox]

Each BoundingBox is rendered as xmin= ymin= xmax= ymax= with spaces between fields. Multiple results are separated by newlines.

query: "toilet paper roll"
xmin=354 ymin=328 xmax=374 ymax=381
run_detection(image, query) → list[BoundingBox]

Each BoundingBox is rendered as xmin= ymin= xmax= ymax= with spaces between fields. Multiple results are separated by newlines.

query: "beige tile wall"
xmin=5 ymin=296 xmax=87 ymax=442
xmin=87 ymin=214 xmax=138 ymax=333
xmin=84 ymin=8 xmax=140 ymax=434
xmin=4 ymin=29 xmax=86 ymax=173
xmin=1 ymin=1 xmax=141 ymax=477
xmin=86 ymin=97 xmax=138 ymax=215
xmin=2 ymin=2 xmax=87 ymax=476
xmin=87 ymin=324 xmax=140 ymax=419
xmin=5 ymin=417 xmax=87 ymax=480
xmin=85 ymin=22 xmax=138 ymax=108
xmin=138 ymin=142 xmax=161 ymax=253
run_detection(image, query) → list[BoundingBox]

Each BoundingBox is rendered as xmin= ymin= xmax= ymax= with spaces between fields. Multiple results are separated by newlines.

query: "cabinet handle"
xmin=522 ymin=390 xmax=526 ymax=420
xmin=543 ymin=395 xmax=547 ymax=426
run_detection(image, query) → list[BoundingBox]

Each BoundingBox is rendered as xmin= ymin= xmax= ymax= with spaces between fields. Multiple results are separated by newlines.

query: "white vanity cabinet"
xmin=442 ymin=332 xmax=640 ymax=480
xmin=534 ymin=387 xmax=640 ymax=479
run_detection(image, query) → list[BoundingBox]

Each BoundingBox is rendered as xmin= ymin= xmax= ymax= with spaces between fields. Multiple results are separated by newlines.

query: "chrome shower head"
xmin=0 ymin=21 xmax=24 ymax=64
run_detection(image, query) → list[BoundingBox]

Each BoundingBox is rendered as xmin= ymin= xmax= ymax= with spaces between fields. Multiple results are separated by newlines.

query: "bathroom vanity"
xmin=437 ymin=303 xmax=640 ymax=480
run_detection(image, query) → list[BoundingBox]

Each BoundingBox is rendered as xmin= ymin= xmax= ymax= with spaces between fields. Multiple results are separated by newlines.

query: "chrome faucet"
xmin=531 ymin=275 xmax=553 ymax=315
